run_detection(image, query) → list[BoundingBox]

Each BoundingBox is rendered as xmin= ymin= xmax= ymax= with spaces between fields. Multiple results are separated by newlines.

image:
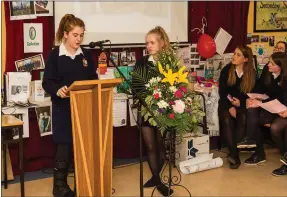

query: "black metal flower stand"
xmin=151 ymin=128 xmax=192 ymax=197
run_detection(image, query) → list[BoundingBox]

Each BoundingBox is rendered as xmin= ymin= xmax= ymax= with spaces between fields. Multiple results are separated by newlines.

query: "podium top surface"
xmin=67 ymin=78 xmax=123 ymax=92
xmin=2 ymin=115 xmax=24 ymax=127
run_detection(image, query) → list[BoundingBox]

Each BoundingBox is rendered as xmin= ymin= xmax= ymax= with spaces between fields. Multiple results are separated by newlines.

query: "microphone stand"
xmin=96 ymin=43 xmax=161 ymax=197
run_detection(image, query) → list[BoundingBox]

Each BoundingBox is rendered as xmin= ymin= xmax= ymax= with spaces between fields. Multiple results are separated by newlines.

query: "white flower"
xmin=156 ymin=77 xmax=162 ymax=82
xmin=172 ymin=100 xmax=185 ymax=114
xmin=169 ymin=86 xmax=177 ymax=93
xmin=149 ymin=77 xmax=159 ymax=84
xmin=145 ymin=83 xmax=151 ymax=88
xmin=157 ymin=100 xmax=169 ymax=108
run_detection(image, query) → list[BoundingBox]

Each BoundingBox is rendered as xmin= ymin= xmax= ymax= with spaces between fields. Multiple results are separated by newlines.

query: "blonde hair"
xmin=147 ymin=26 xmax=170 ymax=50
xmin=227 ymin=45 xmax=256 ymax=93
xmin=55 ymin=14 xmax=85 ymax=44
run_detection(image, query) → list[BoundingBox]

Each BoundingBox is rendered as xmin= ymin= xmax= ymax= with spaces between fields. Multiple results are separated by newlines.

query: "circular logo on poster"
xmin=29 ymin=27 xmax=36 ymax=40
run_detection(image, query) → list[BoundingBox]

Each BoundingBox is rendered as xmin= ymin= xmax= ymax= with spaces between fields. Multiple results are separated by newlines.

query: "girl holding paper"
xmin=218 ymin=45 xmax=257 ymax=169
xmin=241 ymin=52 xmax=287 ymax=167
xmin=269 ymin=53 xmax=287 ymax=177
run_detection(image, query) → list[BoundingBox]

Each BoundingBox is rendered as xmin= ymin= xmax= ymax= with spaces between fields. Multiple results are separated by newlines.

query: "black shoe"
xmin=280 ymin=152 xmax=287 ymax=165
xmin=143 ymin=176 xmax=160 ymax=188
xmin=272 ymin=165 xmax=287 ymax=177
xmin=239 ymin=147 xmax=256 ymax=153
xmin=227 ymin=154 xmax=241 ymax=169
xmin=245 ymin=153 xmax=266 ymax=165
xmin=237 ymin=137 xmax=256 ymax=149
xmin=156 ymin=183 xmax=174 ymax=197
xmin=53 ymin=161 xmax=75 ymax=197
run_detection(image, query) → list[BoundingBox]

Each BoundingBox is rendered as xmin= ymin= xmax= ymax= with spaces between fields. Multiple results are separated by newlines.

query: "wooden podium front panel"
xmin=71 ymin=89 xmax=99 ymax=197
xmin=70 ymin=86 xmax=114 ymax=197
xmin=101 ymin=88 xmax=113 ymax=196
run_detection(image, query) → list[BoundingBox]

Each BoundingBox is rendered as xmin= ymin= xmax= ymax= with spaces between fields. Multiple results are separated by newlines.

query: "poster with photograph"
xmin=15 ymin=54 xmax=45 ymax=72
xmin=177 ymin=46 xmax=191 ymax=68
xmin=109 ymin=52 xmax=119 ymax=67
xmin=10 ymin=1 xmax=36 ymax=20
xmin=120 ymin=51 xmax=127 ymax=66
xmin=206 ymin=53 xmax=233 ymax=82
xmin=190 ymin=44 xmax=201 ymax=69
xmin=11 ymin=114 xmax=23 ymax=139
xmin=35 ymin=1 xmax=53 ymax=16
xmin=126 ymin=52 xmax=136 ymax=66
xmin=2 ymin=107 xmax=30 ymax=139
xmin=6 ymin=72 xmax=31 ymax=104
xmin=35 ymin=106 xmax=52 ymax=136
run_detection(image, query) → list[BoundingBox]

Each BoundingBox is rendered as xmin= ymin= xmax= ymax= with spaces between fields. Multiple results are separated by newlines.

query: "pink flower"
xmin=180 ymin=86 xmax=187 ymax=93
xmin=169 ymin=113 xmax=175 ymax=119
xmin=186 ymin=108 xmax=191 ymax=113
xmin=172 ymin=100 xmax=186 ymax=114
xmin=154 ymin=93 xmax=160 ymax=99
xmin=174 ymin=90 xmax=183 ymax=98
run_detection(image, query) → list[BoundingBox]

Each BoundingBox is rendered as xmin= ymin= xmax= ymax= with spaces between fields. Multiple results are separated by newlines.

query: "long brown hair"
xmin=55 ymin=14 xmax=85 ymax=44
xmin=227 ymin=45 xmax=256 ymax=93
xmin=264 ymin=52 xmax=287 ymax=87
xmin=146 ymin=26 xmax=170 ymax=50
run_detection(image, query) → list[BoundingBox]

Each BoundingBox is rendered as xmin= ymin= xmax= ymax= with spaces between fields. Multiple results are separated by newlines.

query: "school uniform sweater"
xmin=219 ymin=63 xmax=256 ymax=110
xmin=252 ymin=64 xmax=284 ymax=103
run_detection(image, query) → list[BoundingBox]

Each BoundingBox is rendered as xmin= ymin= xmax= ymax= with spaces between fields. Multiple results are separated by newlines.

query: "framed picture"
xmin=35 ymin=106 xmax=52 ymax=137
xmin=35 ymin=1 xmax=53 ymax=16
xmin=254 ymin=1 xmax=287 ymax=32
xmin=15 ymin=54 xmax=45 ymax=72
xmin=9 ymin=1 xmax=37 ymax=21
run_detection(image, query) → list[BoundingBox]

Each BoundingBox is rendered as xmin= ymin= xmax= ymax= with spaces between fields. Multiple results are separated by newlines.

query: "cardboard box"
xmin=175 ymin=133 xmax=209 ymax=165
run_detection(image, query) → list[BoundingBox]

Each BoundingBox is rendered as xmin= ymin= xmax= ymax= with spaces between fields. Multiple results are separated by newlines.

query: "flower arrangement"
xmin=131 ymin=47 xmax=205 ymax=136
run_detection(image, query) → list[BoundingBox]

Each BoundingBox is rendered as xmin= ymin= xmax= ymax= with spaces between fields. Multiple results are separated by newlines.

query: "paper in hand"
xmin=247 ymin=93 xmax=269 ymax=101
xmin=259 ymin=99 xmax=287 ymax=114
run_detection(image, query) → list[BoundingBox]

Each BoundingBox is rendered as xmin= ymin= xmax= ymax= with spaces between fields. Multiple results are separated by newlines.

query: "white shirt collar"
xmin=148 ymin=55 xmax=155 ymax=63
xmin=59 ymin=43 xmax=83 ymax=59
xmin=272 ymin=72 xmax=280 ymax=79
xmin=235 ymin=69 xmax=244 ymax=78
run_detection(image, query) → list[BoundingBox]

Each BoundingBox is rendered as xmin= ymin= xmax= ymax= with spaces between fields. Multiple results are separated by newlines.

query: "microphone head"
xmin=89 ymin=42 xmax=96 ymax=48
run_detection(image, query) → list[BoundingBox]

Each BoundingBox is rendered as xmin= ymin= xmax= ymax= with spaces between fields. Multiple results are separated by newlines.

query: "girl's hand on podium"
xmin=57 ymin=86 xmax=68 ymax=98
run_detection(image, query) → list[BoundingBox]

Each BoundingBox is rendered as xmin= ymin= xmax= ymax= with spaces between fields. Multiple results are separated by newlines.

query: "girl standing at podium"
xmin=133 ymin=26 xmax=173 ymax=197
xmin=42 ymin=14 xmax=97 ymax=197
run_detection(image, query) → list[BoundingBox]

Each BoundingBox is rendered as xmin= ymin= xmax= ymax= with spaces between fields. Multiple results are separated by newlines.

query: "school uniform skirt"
xmin=52 ymin=99 xmax=73 ymax=144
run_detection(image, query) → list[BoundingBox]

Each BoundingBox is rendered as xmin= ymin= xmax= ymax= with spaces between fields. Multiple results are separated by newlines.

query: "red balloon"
xmin=197 ymin=34 xmax=216 ymax=58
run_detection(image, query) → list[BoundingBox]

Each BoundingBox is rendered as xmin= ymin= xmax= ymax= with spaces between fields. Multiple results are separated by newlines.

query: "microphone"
xmin=89 ymin=40 xmax=110 ymax=48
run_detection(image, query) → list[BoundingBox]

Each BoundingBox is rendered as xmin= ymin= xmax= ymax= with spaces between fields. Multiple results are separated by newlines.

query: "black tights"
xmin=142 ymin=126 xmax=164 ymax=184
xmin=270 ymin=117 xmax=287 ymax=155
xmin=55 ymin=143 xmax=72 ymax=163
xmin=246 ymin=108 xmax=278 ymax=156
xmin=219 ymin=107 xmax=246 ymax=157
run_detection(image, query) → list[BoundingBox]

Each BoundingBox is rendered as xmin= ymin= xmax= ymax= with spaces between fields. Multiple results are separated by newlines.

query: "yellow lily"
xmin=162 ymin=69 xmax=178 ymax=86
xmin=158 ymin=62 xmax=164 ymax=74
xmin=177 ymin=66 xmax=188 ymax=83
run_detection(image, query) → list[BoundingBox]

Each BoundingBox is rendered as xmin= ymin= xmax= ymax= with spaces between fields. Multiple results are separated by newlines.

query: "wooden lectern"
xmin=67 ymin=79 xmax=122 ymax=197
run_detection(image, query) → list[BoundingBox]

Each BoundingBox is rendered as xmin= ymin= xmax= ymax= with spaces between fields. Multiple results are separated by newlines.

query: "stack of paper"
xmin=259 ymin=99 xmax=287 ymax=114
xmin=247 ymin=93 xmax=269 ymax=100
xmin=179 ymin=154 xmax=223 ymax=174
